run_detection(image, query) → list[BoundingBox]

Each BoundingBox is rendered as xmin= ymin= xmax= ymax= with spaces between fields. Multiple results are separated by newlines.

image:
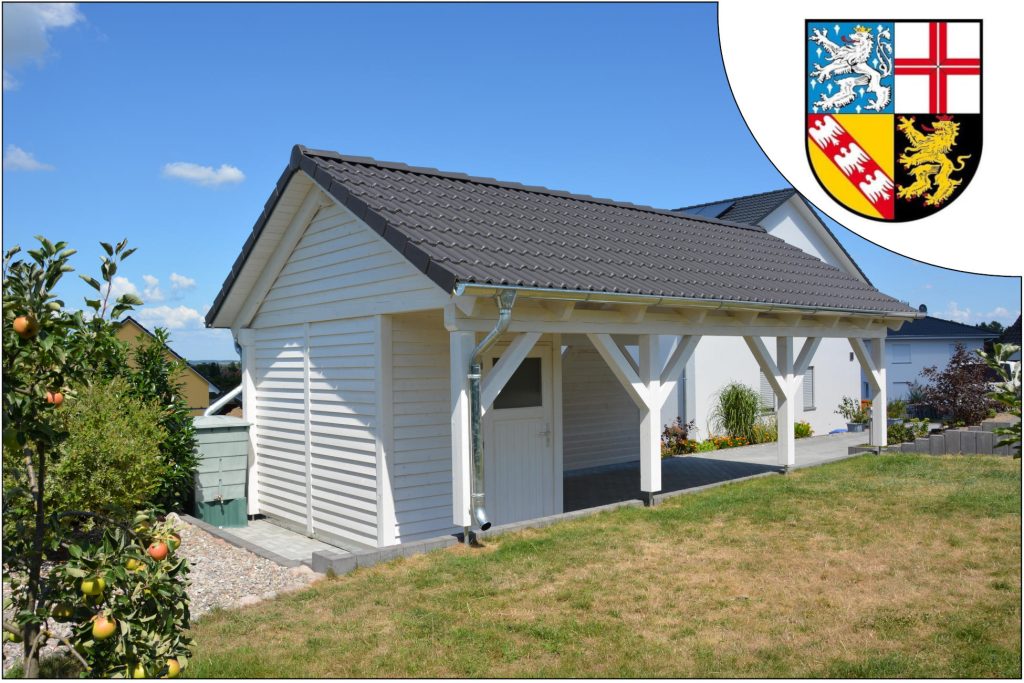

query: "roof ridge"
xmin=675 ymin=186 xmax=796 ymax=212
xmin=296 ymin=145 xmax=768 ymax=234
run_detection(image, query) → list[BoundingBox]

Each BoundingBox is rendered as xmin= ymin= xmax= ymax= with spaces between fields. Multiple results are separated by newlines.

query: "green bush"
xmin=750 ymin=416 xmax=778 ymax=444
xmin=888 ymin=422 xmax=916 ymax=444
xmin=794 ymin=421 xmax=814 ymax=439
xmin=123 ymin=329 xmax=198 ymax=512
xmin=836 ymin=396 xmax=870 ymax=424
xmin=48 ymin=378 xmax=168 ymax=517
xmin=711 ymin=382 xmax=761 ymax=441
xmin=694 ymin=440 xmax=717 ymax=453
xmin=887 ymin=398 xmax=908 ymax=419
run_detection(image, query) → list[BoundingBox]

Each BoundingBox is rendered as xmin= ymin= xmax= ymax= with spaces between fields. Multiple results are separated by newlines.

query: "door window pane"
xmin=492 ymin=357 xmax=542 ymax=409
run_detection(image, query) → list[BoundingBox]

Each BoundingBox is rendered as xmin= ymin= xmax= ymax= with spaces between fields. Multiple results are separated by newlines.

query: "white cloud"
xmin=3 ymin=3 xmax=83 ymax=90
xmin=162 ymin=162 xmax=245 ymax=187
xmin=141 ymin=274 xmax=165 ymax=303
xmin=3 ymin=145 xmax=54 ymax=171
xmin=136 ymin=305 xmax=205 ymax=330
xmin=943 ymin=301 xmax=1019 ymax=325
xmin=106 ymin=276 xmax=139 ymax=300
xmin=169 ymin=272 xmax=196 ymax=290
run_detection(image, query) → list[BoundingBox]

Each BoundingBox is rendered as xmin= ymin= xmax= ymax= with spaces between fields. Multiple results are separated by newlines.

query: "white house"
xmin=205 ymin=146 xmax=919 ymax=550
xmin=873 ymin=309 xmax=996 ymax=400
xmin=673 ymin=190 xmax=876 ymax=437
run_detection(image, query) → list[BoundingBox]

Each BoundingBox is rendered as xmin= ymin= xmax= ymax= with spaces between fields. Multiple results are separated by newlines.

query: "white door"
xmin=483 ymin=344 xmax=556 ymax=526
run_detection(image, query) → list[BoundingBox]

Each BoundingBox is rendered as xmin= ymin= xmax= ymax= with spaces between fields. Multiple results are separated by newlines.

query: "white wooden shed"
xmin=206 ymin=146 xmax=920 ymax=550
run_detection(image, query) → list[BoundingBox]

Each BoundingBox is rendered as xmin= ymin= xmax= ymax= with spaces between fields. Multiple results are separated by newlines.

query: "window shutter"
xmin=759 ymin=371 xmax=775 ymax=410
xmin=803 ymin=366 xmax=815 ymax=410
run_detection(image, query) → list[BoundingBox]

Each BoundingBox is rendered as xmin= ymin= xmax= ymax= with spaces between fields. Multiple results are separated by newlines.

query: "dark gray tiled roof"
xmin=206 ymin=147 xmax=917 ymax=326
xmin=889 ymin=316 xmax=997 ymax=339
xmin=677 ymin=189 xmax=797 ymax=225
xmin=676 ymin=188 xmax=872 ymax=285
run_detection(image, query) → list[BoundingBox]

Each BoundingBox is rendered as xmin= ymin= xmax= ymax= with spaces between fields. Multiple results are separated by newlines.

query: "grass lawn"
xmin=187 ymin=454 xmax=1021 ymax=678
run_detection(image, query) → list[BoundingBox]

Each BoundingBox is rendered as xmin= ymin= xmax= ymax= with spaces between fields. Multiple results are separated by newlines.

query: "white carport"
xmin=446 ymin=289 xmax=897 ymax=528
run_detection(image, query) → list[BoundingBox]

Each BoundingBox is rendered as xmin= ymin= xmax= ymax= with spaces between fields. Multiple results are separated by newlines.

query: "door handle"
xmin=538 ymin=424 xmax=552 ymax=446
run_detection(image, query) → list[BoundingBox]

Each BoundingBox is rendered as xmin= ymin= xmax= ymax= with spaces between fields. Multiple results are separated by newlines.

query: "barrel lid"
xmin=193 ymin=415 xmax=250 ymax=429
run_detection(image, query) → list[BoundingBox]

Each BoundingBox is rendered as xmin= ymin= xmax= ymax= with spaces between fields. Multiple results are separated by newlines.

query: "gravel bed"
xmin=3 ymin=514 xmax=320 ymax=671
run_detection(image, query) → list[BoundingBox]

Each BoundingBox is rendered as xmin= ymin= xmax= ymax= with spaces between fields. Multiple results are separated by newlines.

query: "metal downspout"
xmin=468 ymin=289 xmax=517 ymax=536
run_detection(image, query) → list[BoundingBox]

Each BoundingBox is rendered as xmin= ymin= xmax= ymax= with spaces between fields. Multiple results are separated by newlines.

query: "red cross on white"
xmin=894 ymin=22 xmax=981 ymax=114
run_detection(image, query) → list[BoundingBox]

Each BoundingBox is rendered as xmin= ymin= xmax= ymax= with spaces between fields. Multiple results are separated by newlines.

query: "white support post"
xmin=588 ymin=332 xmax=698 ymax=502
xmin=849 ymin=337 xmax=888 ymax=448
xmin=776 ymin=336 xmax=796 ymax=469
xmin=744 ymin=336 xmax=819 ymax=470
xmin=450 ymin=331 xmax=475 ymax=528
xmin=638 ymin=335 xmax=662 ymax=499
xmin=870 ymin=338 xmax=887 ymax=447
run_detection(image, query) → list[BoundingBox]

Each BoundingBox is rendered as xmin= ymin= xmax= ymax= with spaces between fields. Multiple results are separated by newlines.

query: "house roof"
xmin=117 ymin=317 xmax=220 ymax=392
xmin=676 ymin=188 xmax=797 ymax=225
xmin=888 ymin=315 xmax=997 ymax=339
xmin=676 ymin=188 xmax=871 ymax=284
xmin=206 ymin=146 xmax=918 ymax=326
xmin=999 ymin=315 xmax=1022 ymax=345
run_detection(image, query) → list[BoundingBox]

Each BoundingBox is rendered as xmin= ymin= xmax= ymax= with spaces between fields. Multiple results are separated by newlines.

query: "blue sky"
xmin=4 ymin=3 xmax=1019 ymax=359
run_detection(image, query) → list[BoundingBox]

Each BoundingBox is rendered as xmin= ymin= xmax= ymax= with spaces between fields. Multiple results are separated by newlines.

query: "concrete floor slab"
xmin=565 ymin=432 xmax=866 ymax=512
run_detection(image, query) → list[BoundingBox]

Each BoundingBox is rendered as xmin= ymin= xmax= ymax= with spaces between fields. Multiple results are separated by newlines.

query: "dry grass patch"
xmin=186 ymin=454 xmax=1020 ymax=678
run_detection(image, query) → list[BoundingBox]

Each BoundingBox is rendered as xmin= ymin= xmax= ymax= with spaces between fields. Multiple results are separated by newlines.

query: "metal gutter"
xmin=453 ymin=283 xmax=923 ymax=321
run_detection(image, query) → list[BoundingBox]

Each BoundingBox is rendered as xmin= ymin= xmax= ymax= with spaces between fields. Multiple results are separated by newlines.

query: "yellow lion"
xmin=896 ymin=116 xmax=971 ymax=207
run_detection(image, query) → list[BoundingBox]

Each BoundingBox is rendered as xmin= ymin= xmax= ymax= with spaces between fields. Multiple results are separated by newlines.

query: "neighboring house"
xmin=875 ymin=309 xmax=995 ymax=400
xmin=206 ymin=146 xmax=917 ymax=550
xmin=675 ymin=189 xmax=873 ymax=437
xmin=116 ymin=317 xmax=220 ymax=416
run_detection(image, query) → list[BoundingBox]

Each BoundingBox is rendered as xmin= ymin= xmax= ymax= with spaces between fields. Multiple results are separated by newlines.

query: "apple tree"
xmin=2 ymin=237 xmax=192 ymax=677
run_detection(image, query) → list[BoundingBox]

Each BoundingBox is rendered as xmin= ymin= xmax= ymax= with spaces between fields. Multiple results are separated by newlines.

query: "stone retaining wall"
xmin=894 ymin=420 xmax=1019 ymax=456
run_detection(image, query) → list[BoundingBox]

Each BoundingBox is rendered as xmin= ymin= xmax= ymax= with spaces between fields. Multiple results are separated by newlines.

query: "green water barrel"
xmin=192 ymin=415 xmax=250 ymax=528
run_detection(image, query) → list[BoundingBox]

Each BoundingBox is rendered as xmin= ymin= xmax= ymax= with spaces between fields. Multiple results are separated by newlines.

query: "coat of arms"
xmin=806 ymin=20 xmax=982 ymax=222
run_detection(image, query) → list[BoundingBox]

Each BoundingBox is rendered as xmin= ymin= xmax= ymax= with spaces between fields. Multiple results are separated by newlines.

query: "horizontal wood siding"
xmin=562 ymin=342 xmax=640 ymax=470
xmin=253 ymin=326 xmax=309 ymax=529
xmin=307 ymin=318 xmax=379 ymax=547
xmin=252 ymin=202 xmax=446 ymax=328
xmin=390 ymin=312 xmax=461 ymax=542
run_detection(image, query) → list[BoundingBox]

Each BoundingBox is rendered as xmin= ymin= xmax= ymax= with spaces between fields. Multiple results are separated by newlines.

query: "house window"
xmin=492 ymin=357 xmax=542 ymax=409
xmin=759 ymin=371 xmax=775 ymax=411
xmin=891 ymin=343 xmax=911 ymax=364
xmin=893 ymin=381 xmax=912 ymax=399
xmin=803 ymin=366 xmax=815 ymax=410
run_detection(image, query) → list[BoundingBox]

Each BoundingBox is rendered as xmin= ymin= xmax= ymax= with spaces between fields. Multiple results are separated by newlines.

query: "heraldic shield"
xmin=806 ymin=20 xmax=982 ymax=222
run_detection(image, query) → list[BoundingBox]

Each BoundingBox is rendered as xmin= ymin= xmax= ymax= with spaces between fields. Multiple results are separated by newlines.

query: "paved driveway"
xmin=564 ymin=432 xmax=866 ymax=512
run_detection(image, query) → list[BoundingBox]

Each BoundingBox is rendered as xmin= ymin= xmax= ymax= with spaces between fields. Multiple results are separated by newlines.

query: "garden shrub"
xmin=920 ymin=344 xmax=992 ymax=426
xmin=976 ymin=343 xmax=1022 ymax=457
xmin=711 ymin=382 xmax=761 ymax=442
xmin=661 ymin=418 xmax=698 ymax=457
xmin=123 ymin=329 xmax=198 ymax=512
xmin=836 ymin=396 xmax=870 ymax=424
xmin=887 ymin=398 xmax=908 ymax=419
xmin=750 ymin=416 xmax=778 ymax=444
xmin=888 ymin=422 xmax=916 ymax=444
xmin=48 ymin=378 xmax=168 ymax=518
xmin=794 ymin=421 xmax=813 ymax=439
xmin=709 ymin=435 xmax=748 ymax=449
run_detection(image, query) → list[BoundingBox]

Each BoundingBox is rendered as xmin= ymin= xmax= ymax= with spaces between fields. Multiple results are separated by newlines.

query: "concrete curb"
xmin=180 ymin=514 xmax=302 ymax=568
xmin=312 ymin=534 xmax=459 ymax=575
xmin=476 ymin=499 xmax=646 ymax=540
xmin=652 ymin=470 xmax=780 ymax=503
